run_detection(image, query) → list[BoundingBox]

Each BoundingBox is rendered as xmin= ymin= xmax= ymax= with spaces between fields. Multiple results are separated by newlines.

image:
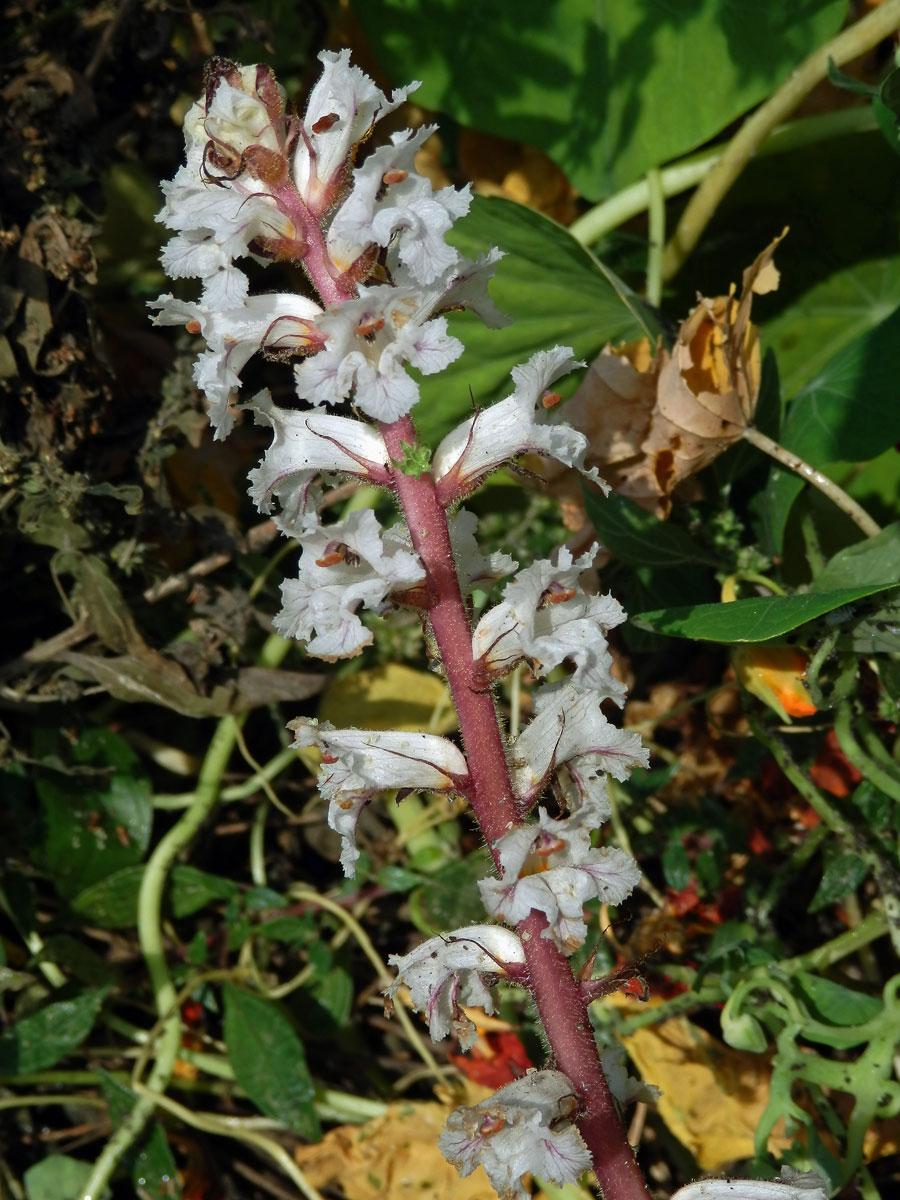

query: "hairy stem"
xmin=662 ymin=0 xmax=900 ymax=280
xmin=381 ymin=418 xmax=651 ymax=1200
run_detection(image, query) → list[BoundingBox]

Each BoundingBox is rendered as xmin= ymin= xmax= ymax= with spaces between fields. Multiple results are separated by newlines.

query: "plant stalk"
xmin=381 ymin=419 xmax=651 ymax=1200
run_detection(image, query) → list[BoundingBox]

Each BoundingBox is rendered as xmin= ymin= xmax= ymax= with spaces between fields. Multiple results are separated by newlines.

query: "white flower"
xmin=293 ymin=281 xmax=463 ymax=422
xmin=328 ymin=125 xmax=470 ymax=285
xmin=149 ymin=292 xmax=322 ymax=439
xmin=387 ymin=925 xmax=525 ymax=1050
xmin=245 ymin=389 xmax=391 ymax=536
xmin=274 ymin=509 xmax=424 ymax=660
xmin=478 ymin=803 xmax=641 ymax=953
xmin=512 ymin=682 xmax=649 ymax=811
xmin=433 ymin=347 xmax=602 ymax=503
xmin=289 ymin=718 xmax=468 ymax=876
xmin=439 ymin=1069 xmax=591 ymax=1200
xmin=294 ymin=49 xmax=418 ymax=214
xmin=472 ymin=547 xmax=626 ymax=692
xmin=156 ymin=62 xmax=303 ymax=306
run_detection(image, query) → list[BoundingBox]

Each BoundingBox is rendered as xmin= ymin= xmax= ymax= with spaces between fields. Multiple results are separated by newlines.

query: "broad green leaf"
xmin=34 ymin=728 xmax=152 ymax=900
xmin=583 ymin=490 xmax=718 ymax=568
xmin=632 ymin=583 xmax=897 ymax=642
xmin=96 ymin=1071 xmax=181 ymax=1200
xmin=69 ymin=864 xmax=240 ymax=929
xmin=414 ymin=195 xmax=656 ymax=443
xmin=762 ymin=304 xmax=900 ymax=552
xmin=254 ymin=916 xmax=313 ymax=945
xmin=0 ymin=987 xmax=107 ymax=1075
xmin=24 ymin=1156 xmax=104 ymax=1200
xmin=812 ymin=523 xmax=900 ymax=591
xmin=223 ymin=984 xmax=320 ymax=1139
xmin=809 ymin=852 xmax=868 ymax=913
xmin=356 ymin=0 xmax=845 ymax=195
xmin=793 ymin=970 xmax=883 ymax=1026
xmin=764 ymin=257 xmax=900 ymax=397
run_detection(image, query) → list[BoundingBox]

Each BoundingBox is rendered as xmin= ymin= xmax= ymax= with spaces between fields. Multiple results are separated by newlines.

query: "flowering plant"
xmin=152 ymin=49 xmax=657 ymax=1200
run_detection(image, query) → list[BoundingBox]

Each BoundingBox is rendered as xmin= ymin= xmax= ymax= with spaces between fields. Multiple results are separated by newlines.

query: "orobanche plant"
xmin=152 ymin=51 xmax=826 ymax=1200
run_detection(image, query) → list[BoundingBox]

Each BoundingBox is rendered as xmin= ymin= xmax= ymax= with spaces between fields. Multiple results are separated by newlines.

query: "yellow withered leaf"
xmin=318 ymin=663 xmax=457 ymax=735
xmin=295 ymin=1094 xmax=497 ymax=1200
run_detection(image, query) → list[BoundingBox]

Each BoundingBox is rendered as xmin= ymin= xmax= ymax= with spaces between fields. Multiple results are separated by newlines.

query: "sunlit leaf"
xmin=357 ymin=0 xmax=845 ymax=195
xmin=415 ymin=196 xmax=656 ymax=443
xmin=633 ymin=583 xmax=897 ymax=642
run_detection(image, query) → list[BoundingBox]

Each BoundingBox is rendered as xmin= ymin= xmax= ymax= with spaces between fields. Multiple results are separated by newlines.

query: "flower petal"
xmin=387 ymin=925 xmax=525 ymax=1049
xmin=290 ymin=718 xmax=468 ymax=876
xmin=433 ymin=347 xmax=598 ymax=502
xmin=274 ymin=509 xmax=425 ymax=660
xmin=439 ymin=1070 xmax=591 ymax=1200
xmin=245 ymin=390 xmax=390 ymax=535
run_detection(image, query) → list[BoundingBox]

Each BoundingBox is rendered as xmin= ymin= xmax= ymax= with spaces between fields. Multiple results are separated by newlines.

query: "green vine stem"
xmin=834 ymin=701 xmax=900 ymax=804
xmin=153 ymin=744 xmax=297 ymax=809
xmin=749 ymin=713 xmax=900 ymax=956
xmin=133 ymin=1083 xmax=326 ymax=1200
xmin=741 ymin=424 xmax=881 ymax=539
xmin=644 ymin=167 xmax=665 ymax=307
xmin=662 ymin=0 xmax=900 ymax=280
xmin=78 ymin=633 xmax=290 ymax=1200
xmin=778 ymin=909 xmax=889 ymax=975
xmin=568 ymin=107 xmax=875 ymax=247
xmin=287 ymin=886 xmax=445 ymax=1084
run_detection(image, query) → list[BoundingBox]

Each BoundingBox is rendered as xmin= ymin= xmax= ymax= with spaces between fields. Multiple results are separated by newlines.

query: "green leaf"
xmin=24 ymin=1156 xmax=105 ymax=1200
xmin=764 ymin=257 xmax=900 ymax=397
xmin=34 ymin=729 xmax=152 ymax=900
xmin=582 ymin=490 xmax=718 ymax=568
xmin=167 ymin=865 xmax=241 ymax=918
xmin=0 ymin=987 xmax=107 ymax=1074
xmin=661 ymin=834 xmax=691 ymax=892
xmin=254 ymin=916 xmax=313 ymax=945
xmin=633 ymin=583 xmax=897 ymax=642
xmin=223 ymin=984 xmax=320 ymax=1140
xmin=809 ymin=851 xmax=868 ymax=913
xmin=356 ymin=0 xmax=845 ymax=195
xmin=414 ymin=195 xmax=656 ymax=444
xmin=812 ymin=523 xmax=900 ymax=591
xmin=762 ymin=304 xmax=900 ymax=552
xmin=69 ymin=864 xmax=240 ymax=929
xmin=310 ymin=966 xmax=354 ymax=1028
xmin=793 ymin=970 xmax=883 ymax=1026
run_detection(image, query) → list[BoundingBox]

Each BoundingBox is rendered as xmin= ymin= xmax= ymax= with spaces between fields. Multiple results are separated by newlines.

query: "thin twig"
xmin=742 ymin=424 xmax=881 ymax=538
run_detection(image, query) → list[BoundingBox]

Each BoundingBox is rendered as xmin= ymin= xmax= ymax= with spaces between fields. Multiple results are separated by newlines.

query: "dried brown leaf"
xmin=537 ymin=231 xmax=787 ymax=522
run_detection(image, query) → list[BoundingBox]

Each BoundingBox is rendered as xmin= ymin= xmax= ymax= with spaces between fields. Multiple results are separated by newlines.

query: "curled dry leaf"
xmin=536 ymin=230 xmax=787 ymax=525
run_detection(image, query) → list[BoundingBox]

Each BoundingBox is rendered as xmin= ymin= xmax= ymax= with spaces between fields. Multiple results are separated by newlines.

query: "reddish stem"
xmin=299 ymin=223 xmax=649 ymax=1200
xmin=381 ymin=416 xmax=651 ymax=1200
